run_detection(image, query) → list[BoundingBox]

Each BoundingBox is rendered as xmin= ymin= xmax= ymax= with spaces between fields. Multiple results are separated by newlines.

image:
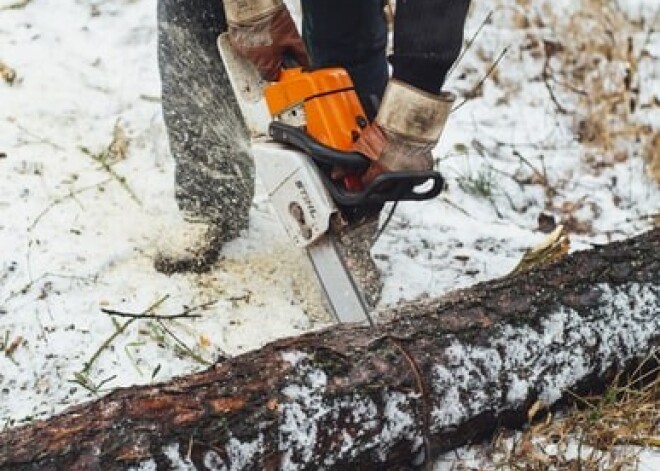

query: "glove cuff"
xmin=224 ymin=0 xmax=284 ymax=25
xmin=376 ymin=79 xmax=455 ymax=144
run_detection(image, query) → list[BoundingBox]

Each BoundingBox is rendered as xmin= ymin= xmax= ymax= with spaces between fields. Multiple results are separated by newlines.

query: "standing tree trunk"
xmin=1 ymin=229 xmax=658 ymax=471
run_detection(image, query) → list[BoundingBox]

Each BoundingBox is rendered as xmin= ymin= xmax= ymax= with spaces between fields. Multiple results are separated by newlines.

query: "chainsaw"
xmin=217 ymin=35 xmax=445 ymax=325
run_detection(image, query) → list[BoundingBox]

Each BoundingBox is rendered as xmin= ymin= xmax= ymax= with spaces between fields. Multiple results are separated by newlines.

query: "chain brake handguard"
xmin=269 ymin=121 xmax=446 ymax=207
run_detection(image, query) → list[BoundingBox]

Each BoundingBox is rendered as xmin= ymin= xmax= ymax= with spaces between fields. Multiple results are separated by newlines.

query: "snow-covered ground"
xmin=0 ymin=0 xmax=658 ymax=468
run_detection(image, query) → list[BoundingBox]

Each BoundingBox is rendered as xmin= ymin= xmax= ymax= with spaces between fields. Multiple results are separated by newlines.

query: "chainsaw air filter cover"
xmin=264 ymin=67 xmax=368 ymax=152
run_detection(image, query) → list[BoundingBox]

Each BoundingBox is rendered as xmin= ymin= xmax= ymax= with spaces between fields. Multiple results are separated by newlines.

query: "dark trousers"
xmin=301 ymin=0 xmax=389 ymax=120
xmin=301 ymin=0 xmax=471 ymax=117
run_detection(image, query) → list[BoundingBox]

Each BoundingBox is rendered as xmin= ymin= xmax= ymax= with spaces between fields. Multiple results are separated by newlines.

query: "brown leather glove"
xmin=353 ymin=80 xmax=455 ymax=185
xmin=225 ymin=1 xmax=309 ymax=81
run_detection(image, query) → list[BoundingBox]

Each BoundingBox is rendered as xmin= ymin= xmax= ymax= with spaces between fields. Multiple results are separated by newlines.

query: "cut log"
xmin=1 ymin=229 xmax=658 ymax=471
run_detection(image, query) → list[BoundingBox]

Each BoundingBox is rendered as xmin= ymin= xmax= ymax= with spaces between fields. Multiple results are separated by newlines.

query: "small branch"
xmin=447 ymin=10 xmax=494 ymax=80
xmin=440 ymin=196 xmax=473 ymax=218
xmin=0 ymin=0 xmax=32 ymax=12
xmin=10 ymin=120 xmax=64 ymax=150
xmin=29 ymin=180 xmax=111 ymax=231
xmin=451 ymin=47 xmax=509 ymax=115
xmin=512 ymin=150 xmax=547 ymax=185
xmin=1 ymin=272 xmax=97 ymax=305
xmin=80 ymin=296 xmax=170 ymax=376
xmin=101 ymin=300 xmax=217 ymax=320
xmin=154 ymin=319 xmax=212 ymax=366
xmin=101 ymin=309 xmax=200 ymax=320
xmin=80 ymin=146 xmax=142 ymax=206
xmin=139 ymin=94 xmax=162 ymax=103
xmin=542 ymin=57 xmax=570 ymax=115
xmin=100 ymin=298 xmax=220 ymax=366
xmin=550 ymin=76 xmax=588 ymax=96
xmin=81 ymin=319 xmax=136 ymax=379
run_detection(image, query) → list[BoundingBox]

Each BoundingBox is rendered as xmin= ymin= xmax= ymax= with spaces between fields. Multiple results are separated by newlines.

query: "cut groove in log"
xmin=0 ymin=229 xmax=658 ymax=471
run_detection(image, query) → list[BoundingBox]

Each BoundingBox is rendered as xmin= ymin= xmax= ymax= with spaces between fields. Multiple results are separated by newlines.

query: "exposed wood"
xmin=0 ymin=229 xmax=658 ymax=471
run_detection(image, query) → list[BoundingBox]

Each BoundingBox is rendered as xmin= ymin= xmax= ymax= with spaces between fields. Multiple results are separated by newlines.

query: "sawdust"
xmin=219 ymin=244 xmax=331 ymax=324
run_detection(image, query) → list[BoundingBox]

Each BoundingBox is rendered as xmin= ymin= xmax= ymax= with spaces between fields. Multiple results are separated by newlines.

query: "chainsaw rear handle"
xmin=269 ymin=121 xmax=446 ymax=206
xmin=269 ymin=121 xmax=370 ymax=171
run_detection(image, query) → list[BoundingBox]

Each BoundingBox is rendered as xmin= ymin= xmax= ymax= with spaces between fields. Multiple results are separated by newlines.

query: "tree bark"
xmin=1 ymin=229 xmax=658 ymax=471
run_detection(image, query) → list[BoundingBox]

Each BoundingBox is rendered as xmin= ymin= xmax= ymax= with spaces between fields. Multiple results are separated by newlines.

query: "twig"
xmin=447 ymin=10 xmax=494 ymax=80
xmin=543 ymin=60 xmax=570 ymax=114
xmin=1 ymin=272 xmax=97 ymax=304
xmin=102 ymin=310 xmax=200 ymax=320
xmin=11 ymin=120 xmax=64 ymax=150
xmin=0 ymin=0 xmax=32 ymax=11
xmin=512 ymin=150 xmax=547 ymax=185
xmin=101 ymin=298 xmax=220 ymax=366
xmin=154 ymin=319 xmax=212 ymax=366
xmin=80 ymin=295 xmax=170 ymax=375
xmin=80 ymin=146 xmax=142 ymax=205
xmin=440 ymin=196 xmax=473 ymax=218
xmin=29 ymin=180 xmax=111 ymax=231
xmin=82 ymin=319 xmax=135 ymax=377
xmin=550 ymin=76 xmax=589 ymax=96
xmin=101 ymin=300 xmax=217 ymax=320
xmin=451 ymin=47 xmax=509 ymax=115
xmin=139 ymin=94 xmax=162 ymax=103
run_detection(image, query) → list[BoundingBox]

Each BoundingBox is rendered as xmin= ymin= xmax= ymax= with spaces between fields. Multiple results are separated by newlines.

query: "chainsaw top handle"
xmin=268 ymin=122 xmax=446 ymax=207
xmin=269 ymin=121 xmax=369 ymax=171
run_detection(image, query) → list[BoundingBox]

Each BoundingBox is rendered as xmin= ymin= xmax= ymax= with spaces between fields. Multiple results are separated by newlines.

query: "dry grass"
xmin=474 ymin=0 xmax=659 ymax=183
xmin=532 ymin=0 xmax=659 ymax=182
xmin=491 ymin=352 xmax=659 ymax=470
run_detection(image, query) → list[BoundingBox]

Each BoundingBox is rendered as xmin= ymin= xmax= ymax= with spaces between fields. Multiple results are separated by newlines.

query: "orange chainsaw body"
xmin=263 ymin=67 xmax=368 ymax=152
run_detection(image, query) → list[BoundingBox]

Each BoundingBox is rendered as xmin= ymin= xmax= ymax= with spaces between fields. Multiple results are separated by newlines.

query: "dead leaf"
xmin=0 ymin=59 xmax=16 ymax=85
xmin=509 ymin=225 xmax=570 ymax=276
xmin=198 ymin=335 xmax=211 ymax=349
xmin=108 ymin=121 xmax=129 ymax=161
xmin=644 ymin=132 xmax=660 ymax=183
xmin=5 ymin=336 xmax=24 ymax=356
xmin=527 ymin=400 xmax=544 ymax=423
xmin=537 ymin=213 xmax=557 ymax=233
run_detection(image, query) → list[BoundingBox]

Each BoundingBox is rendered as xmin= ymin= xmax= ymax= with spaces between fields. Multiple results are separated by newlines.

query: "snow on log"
xmin=0 ymin=229 xmax=658 ymax=471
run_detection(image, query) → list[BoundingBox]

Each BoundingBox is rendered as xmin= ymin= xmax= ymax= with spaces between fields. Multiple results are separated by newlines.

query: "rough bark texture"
xmin=0 ymin=229 xmax=658 ymax=471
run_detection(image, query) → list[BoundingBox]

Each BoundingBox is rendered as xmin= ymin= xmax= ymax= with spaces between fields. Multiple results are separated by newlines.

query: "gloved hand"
xmin=224 ymin=0 xmax=309 ymax=81
xmin=353 ymin=79 xmax=455 ymax=185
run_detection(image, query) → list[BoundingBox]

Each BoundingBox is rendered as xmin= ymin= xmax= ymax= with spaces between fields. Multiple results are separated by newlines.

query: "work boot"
xmin=354 ymin=79 xmax=455 ymax=184
xmin=156 ymin=0 xmax=254 ymax=275
xmin=153 ymin=216 xmax=243 ymax=275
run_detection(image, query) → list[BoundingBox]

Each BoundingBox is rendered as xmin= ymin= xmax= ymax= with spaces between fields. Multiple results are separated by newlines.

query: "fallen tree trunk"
xmin=1 ymin=229 xmax=658 ymax=471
